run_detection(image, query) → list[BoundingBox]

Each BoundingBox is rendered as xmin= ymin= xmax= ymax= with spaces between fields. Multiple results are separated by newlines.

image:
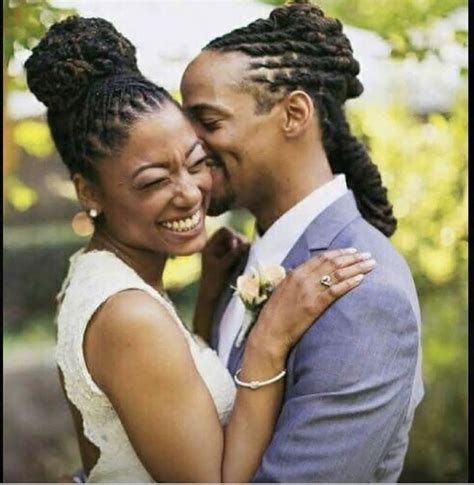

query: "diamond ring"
xmin=320 ymin=274 xmax=333 ymax=287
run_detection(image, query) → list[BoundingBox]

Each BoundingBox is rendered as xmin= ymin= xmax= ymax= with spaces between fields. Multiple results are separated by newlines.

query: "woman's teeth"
xmin=160 ymin=211 xmax=201 ymax=233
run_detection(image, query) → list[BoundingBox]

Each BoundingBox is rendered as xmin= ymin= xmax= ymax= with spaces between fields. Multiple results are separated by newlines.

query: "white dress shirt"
xmin=218 ymin=174 xmax=348 ymax=365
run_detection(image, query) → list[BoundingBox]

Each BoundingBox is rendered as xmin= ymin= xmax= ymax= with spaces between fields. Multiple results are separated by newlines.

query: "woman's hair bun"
xmin=346 ymin=77 xmax=364 ymax=99
xmin=25 ymin=16 xmax=140 ymax=112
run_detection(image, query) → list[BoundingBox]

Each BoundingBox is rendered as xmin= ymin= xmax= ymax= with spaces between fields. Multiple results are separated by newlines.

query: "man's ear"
xmin=72 ymin=173 xmax=103 ymax=215
xmin=281 ymin=90 xmax=315 ymax=138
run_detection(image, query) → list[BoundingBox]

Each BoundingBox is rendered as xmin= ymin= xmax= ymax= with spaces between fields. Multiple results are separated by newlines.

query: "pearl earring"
xmin=89 ymin=209 xmax=99 ymax=218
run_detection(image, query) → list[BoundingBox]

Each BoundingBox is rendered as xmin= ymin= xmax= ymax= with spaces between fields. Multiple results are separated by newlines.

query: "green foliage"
xmin=5 ymin=174 xmax=38 ymax=211
xmin=4 ymin=222 xmax=86 ymax=249
xmin=14 ymin=119 xmax=55 ymax=157
xmin=4 ymin=313 xmax=56 ymax=356
xmin=4 ymin=0 xmax=77 ymax=213
xmin=348 ymin=94 xmax=467 ymax=288
xmin=350 ymin=98 xmax=466 ymax=481
xmin=163 ymin=254 xmax=202 ymax=290
xmin=4 ymin=0 xmax=76 ymax=69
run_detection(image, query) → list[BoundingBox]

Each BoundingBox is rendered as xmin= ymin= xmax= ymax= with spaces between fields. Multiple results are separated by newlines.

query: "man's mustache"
xmin=206 ymin=155 xmax=224 ymax=168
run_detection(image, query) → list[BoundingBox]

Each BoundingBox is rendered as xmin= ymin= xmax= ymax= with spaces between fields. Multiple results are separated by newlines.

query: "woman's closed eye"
xmin=137 ymin=178 xmax=168 ymax=190
xmin=133 ymin=165 xmax=170 ymax=190
xmin=189 ymin=156 xmax=213 ymax=173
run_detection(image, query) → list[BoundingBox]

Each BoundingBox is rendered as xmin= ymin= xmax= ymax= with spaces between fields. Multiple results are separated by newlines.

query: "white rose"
xmin=236 ymin=270 xmax=261 ymax=306
xmin=237 ymin=272 xmax=260 ymax=305
xmin=259 ymin=264 xmax=286 ymax=288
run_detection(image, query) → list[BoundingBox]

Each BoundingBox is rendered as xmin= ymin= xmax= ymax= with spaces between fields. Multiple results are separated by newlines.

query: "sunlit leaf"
xmin=163 ymin=254 xmax=201 ymax=290
xmin=5 ymin=175 xmax=38 ymax=211
xmin=13 ymin=119 xmax=54 ymax=158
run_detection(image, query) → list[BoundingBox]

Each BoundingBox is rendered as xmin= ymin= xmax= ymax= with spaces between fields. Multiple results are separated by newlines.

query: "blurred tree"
xmin=3 ymin=0 xmax=76 ymax=211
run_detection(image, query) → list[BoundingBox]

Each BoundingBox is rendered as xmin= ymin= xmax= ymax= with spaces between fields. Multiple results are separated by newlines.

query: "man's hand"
xmin=201 ymin=227 xmax=250 ymax=302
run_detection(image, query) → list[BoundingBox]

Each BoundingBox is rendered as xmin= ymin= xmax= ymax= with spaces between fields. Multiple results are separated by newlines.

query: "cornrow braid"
xmin=25 ymin=16 xmax=175 ymax=182
xmin=47 ymin=73 xmax=172 ymax=181
xmin=204 ymin=1 xmax=397 ymax=237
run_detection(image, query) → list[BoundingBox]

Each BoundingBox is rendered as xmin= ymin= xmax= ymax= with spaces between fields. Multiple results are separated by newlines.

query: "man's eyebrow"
xmin=132 ymin=141 xmax=201 ymax=178
xmin=186 ymin=103 xmax=230 ymax=116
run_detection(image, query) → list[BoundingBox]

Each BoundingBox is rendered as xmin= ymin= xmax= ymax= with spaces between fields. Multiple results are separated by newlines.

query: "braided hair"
xmin=204 ymin=0 xmax=397 ymax=237
xmin=25 ymin=16 xmax=174 ymax=182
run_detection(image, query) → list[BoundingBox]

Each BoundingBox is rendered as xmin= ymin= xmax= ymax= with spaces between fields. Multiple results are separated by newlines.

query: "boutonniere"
xmin=234 ymin=264 xmax=286 ymax=347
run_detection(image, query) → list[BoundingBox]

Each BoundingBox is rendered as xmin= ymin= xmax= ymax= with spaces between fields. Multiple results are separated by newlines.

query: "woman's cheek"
xmin=197 ymin=167 xmax=213 ymax=193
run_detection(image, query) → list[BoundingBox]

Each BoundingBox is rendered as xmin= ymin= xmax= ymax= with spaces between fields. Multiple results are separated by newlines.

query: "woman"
xmin=25 ymin=16 xmax=375 ymax=482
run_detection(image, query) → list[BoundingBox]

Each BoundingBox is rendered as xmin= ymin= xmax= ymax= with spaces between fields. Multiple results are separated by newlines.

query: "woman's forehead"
xmin=128 ymin=107 xmax=195 ymax=147
xmin=101 ymin=109 xmax=199 ymax=172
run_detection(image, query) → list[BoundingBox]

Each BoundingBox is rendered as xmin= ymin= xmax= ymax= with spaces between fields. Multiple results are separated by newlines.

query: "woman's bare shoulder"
xmin=84 ymin=289 xmax=192 ymax=393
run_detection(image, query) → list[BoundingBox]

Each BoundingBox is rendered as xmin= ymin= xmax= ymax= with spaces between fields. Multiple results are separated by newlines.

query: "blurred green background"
xmin=3 ymin=0 xmax=467 ymax=482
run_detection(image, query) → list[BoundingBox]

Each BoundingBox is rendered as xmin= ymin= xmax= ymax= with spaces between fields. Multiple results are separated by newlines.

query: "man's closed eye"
xmin=200 ymin=119 xmax=221 ymax=131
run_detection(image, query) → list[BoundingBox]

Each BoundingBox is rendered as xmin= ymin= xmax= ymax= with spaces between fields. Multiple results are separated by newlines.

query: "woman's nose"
xmin=173 ymin=174 xmax=202 ymax=209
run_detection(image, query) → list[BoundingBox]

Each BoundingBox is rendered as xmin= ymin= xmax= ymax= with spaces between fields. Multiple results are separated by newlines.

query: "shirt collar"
xmin=247 ymin=174 xmax=348 ymax=269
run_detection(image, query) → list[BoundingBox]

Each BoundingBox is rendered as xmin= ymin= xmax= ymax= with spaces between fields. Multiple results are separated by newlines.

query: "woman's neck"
xmin=87 ymin=227 xmax=167 ymax=292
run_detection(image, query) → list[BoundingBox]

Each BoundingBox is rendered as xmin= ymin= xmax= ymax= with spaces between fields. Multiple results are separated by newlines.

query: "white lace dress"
xmin=55 ymin=249 xmax=236 ymax=482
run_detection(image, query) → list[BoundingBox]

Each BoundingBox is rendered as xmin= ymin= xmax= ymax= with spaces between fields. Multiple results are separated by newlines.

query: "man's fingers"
xmin=220 ymin=241 xmax=250 ymax=266
xmin=208 ymin=227 xmax=235 ymax=244
xmin=208 ymin=227 xmax=247 ymax=248
xmin=205 ymin=228 xmax=237 ymax=257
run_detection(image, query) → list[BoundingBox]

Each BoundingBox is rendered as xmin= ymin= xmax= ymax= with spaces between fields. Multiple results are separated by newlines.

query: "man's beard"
xmin=206 ymin=157 xmax=237 ymax=216
xmin=207 ymin=191 xmax=236 ymax=216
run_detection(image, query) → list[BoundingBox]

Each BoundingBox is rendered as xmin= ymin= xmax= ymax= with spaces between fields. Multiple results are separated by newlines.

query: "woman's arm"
xmin=221 ymin=336 xmax=286 ymax=482
xmin=86 ymin=290 xmax=283 ymax=482
xmin=85 ymin=249 xmax=374 ymax=482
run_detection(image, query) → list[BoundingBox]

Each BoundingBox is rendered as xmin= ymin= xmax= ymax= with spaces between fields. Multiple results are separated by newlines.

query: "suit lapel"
xmin=226 ymin=191 xmax=362 ymax=375
xmin=302 ymin=191 xmax=361 ymax=252
xmin=210 ymin=251 xmax=249 ymax=351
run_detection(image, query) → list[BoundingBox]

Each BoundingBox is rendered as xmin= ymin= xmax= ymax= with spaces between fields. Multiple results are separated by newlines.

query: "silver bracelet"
xmin=234 ymin=368 xmax=287 ymax=390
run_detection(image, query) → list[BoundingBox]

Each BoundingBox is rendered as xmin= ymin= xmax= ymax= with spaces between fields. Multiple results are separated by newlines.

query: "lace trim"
xmin=78 ymin=249 xmax=192 ymax=337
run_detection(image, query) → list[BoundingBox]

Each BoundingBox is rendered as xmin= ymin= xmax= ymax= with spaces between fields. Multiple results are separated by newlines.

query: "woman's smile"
xmin=157 ymin=206 xmax=206 ymax=243
xmin=159 ymin=207 xmax=202 ymax=233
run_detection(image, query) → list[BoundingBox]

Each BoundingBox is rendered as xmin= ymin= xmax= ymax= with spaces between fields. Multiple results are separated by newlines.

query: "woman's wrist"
xmin=249 ymin=308 xmax=291 ymax=363
xmin=244 ymin=330 xmax=288 ymax=374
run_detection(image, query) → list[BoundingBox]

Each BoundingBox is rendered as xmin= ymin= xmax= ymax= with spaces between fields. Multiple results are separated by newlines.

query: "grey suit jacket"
xmin=210 ymin=191 xmax=424 ymax=483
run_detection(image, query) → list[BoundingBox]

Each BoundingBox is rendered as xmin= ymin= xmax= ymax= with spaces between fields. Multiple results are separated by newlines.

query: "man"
xmin=181 ymin=1 xmax=423 ymax=482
